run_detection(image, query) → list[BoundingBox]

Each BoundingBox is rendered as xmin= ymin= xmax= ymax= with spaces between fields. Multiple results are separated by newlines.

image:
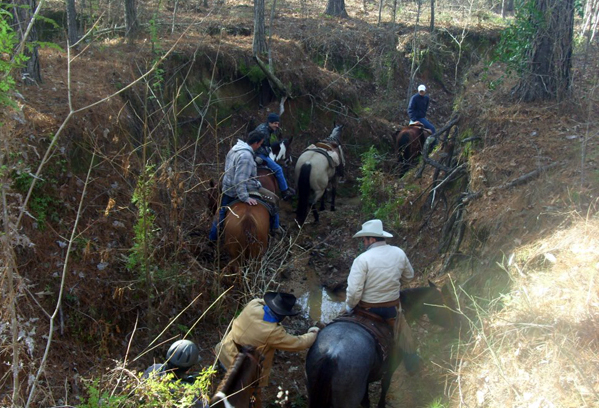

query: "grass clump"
xmin=446 ymin=215 xmax=599 ymax=407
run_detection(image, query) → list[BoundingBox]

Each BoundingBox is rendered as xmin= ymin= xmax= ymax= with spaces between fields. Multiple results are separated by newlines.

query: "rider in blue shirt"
xmin=407 ymin=84 xmax=436 ymax=135
xmin=253 ymin=113 xmax=295 ymax=201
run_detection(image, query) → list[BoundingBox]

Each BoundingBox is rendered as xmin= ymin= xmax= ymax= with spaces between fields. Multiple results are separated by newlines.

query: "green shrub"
xmin=492 ymin=0 xmax=543 ymax=82
xmin=11 ymin=169 xmax=60 ymax=229
xmin=239 ymin=61 xmax=267 ymax=85
xmin=358 ymin=146 xmax=405 ymax=229
xmin=78 ymin=367 xmax=215 ymax=408
xmin=0 ymin=7 xmax=27 ymax=108
xmin=127 ymin=165 xmax=158 ymax=279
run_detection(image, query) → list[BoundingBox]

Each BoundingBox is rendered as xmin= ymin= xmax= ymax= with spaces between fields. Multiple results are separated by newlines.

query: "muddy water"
xmin=296 ymin=268 xmax=345 ymax=324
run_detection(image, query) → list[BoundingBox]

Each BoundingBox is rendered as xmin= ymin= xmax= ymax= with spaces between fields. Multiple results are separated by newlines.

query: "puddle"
xmin=297 ymin=269 xmax=345 ymax=324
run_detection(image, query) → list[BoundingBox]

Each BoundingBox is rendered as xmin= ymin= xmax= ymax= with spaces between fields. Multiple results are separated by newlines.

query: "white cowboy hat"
xmin=352 ymin=219 xmax=393 ymax=239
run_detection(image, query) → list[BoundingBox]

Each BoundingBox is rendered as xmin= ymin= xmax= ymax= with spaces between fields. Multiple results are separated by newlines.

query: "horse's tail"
xmin=296 ymin=162 xmax=311 ymax=225
xmin=242 ymin=207 xmax=259 ymax=258
xmin=308 ymin=354 xmax=336 ymax=408
xmin=395 ymin=130 xmax=411 ymax=158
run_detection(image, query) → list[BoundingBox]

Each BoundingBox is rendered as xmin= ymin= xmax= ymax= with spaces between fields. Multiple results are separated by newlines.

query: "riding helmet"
xmin=166 ymin=339 xmax=201 ymax=369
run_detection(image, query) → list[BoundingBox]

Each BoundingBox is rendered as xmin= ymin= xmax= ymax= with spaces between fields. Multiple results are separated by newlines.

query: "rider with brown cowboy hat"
xmin=345 ymin=219 xmax=420 ymax=374
xmin=215 ymin=292 xmax=319 ymax=407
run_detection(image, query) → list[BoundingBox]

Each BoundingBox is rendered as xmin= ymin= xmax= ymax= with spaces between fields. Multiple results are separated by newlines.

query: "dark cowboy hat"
xmin=264 ymin=292 xmax=299 ymax=316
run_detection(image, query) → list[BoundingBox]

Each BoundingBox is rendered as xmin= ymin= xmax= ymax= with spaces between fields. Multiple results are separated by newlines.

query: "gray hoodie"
xmin=222 ymin=140 xmax=261 ymax=202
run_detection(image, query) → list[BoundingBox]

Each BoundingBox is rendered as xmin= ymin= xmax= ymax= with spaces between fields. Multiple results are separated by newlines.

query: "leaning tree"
xmin=514 ymin=0 xmax=575 ymax=101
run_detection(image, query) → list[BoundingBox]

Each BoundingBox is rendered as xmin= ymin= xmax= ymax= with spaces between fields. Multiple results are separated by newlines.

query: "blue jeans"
xmin=209 ymin=194 xmax=236 ymax=241
xmin=271 ymin=212 xmax=280 ymax=230
xmin=209 ymin=194 xmax=279 ymax=241
xmin=415 ymin=117 xmax=436 ymax=135
xmin=257 ymin=154 xmax=289 ymax=192
xmin=367 ymin=306 xmax=397 ymax=320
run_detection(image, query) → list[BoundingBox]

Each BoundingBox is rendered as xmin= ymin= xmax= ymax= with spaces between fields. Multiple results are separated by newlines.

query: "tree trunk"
xmin=392 ymin=0 xmax=397 ymax=23
xmin=378 ymin=0 xmax=383 ymax=25
xmin=325 ymin=0 xmax=349 ymax=17
xmin=515 ymin=0 xmax=574 ymax=101
xmin=124 ymin=0 xmax=138 ymax=37
xmin=66 ymin=0 xmax=79 ymax=45
xmin=430 ymin=0 xmax=435 ymax=32
xmin=12 ymin=0 xmax=42 ymax=84
xmin=253 ymin=0 xmax=267 ymax=55
xmin=506 ymin=0 xmax=515 ymax=14
xmin=407 ymin=0 xmax=421 ymax=104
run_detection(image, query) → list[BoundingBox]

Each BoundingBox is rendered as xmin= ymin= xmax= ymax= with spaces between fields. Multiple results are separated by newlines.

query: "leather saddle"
xmin=408 ymin=121 xmax=433 ymax=136
xmin=228 ymin=189 xmax=278 ymax=217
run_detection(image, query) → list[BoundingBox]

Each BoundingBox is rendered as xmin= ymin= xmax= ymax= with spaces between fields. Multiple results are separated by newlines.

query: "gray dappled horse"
xmin=306 ymin=283 xmax=461 ymax=408
xmin=294 ymin=125 xmax=345 ymax=225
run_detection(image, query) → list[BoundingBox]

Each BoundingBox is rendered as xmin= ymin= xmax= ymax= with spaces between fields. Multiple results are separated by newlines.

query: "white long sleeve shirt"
xmin=346 ymin=241 xmax=414 ymax=309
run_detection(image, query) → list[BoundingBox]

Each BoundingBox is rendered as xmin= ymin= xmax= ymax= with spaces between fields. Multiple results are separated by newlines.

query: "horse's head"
xmin=325 ymin=124 xmax=343 ymax=146
xmin=426 ymin=280 xmax=462 ymax=331
xmin=401 ymin=281 xmax=463 ymax=333
xmin=269 ymin=137 xmax=293 ymax=166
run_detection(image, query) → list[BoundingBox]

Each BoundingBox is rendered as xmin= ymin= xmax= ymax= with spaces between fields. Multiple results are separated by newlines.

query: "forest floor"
xmin=2 ymin=0 xmax=599 ymax=407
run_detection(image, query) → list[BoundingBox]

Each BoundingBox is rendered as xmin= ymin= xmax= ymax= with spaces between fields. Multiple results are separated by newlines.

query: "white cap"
xmin=418 ymin=84 xmax=426 ymax=92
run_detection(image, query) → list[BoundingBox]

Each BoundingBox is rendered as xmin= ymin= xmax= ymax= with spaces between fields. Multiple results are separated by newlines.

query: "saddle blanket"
xmin=305 ymin=144 xmax=341 ymax=168
xmin=228 ymin=192 xmax=277 ymax=217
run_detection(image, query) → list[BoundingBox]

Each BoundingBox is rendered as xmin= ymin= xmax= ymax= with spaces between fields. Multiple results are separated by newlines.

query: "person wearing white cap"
xmin=345 ymin=219 xmax=419 ymax=373
xmin=407 ymin=84 xmax=436 ymax=135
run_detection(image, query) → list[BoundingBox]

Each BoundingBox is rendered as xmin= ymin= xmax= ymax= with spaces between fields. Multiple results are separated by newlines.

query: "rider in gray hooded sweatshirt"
xmin=209 ymin=132 xmax=263 ymax=241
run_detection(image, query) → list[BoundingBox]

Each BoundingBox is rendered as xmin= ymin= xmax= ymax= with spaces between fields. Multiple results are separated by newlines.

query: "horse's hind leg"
xmin=330 ymin=177 xmax=337 ymax=211
xmin=360 ymin=385 xmax=370 ymax=408
xmin=319 ymin=189 xmax=326 ymax=211
xmin=312 ymin=207 xmax=319 ymax=223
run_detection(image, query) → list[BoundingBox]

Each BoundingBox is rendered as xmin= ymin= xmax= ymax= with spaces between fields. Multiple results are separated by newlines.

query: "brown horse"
xmin=210 ymin=346 xmax=263 ymax=408
xmin=207 ymin=170 xmax=278 ymax=267
xmin=393 ymin=123 xmax=429 ymax=177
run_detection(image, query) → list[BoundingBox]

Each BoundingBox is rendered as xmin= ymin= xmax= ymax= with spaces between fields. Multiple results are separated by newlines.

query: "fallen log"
xmin=463 ymin=162 xmax=560 ymax=204
xmin=253 ymin=55 xmax=290 ymax=97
